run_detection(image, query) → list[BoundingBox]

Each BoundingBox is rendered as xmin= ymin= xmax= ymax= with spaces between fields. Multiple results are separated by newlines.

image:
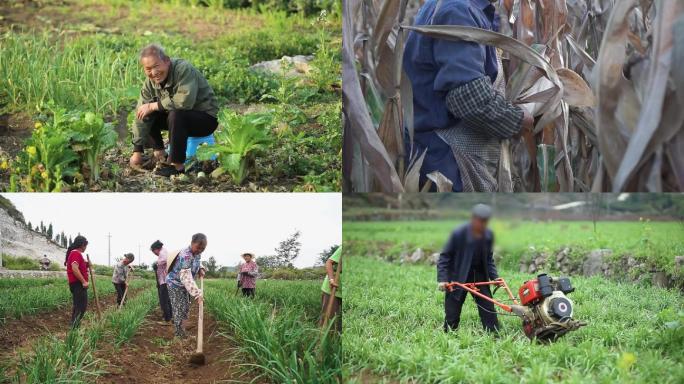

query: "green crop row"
xmin=344 ymin=256 xmax=684 ymax=384
xmin=343 ymin=220 xmax=684 ymax=275
xmin=0 ymin=277 xmax=151 ymax=322
xmin=10 ymin=286 xmax=158 ymax=383
xmin=205 ymin=279 xmax=341 ymax=383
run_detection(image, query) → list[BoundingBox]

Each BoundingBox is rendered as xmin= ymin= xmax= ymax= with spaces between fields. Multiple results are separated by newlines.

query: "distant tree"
xmin=317 ymin=245 xmax=339 ymax=265
xmin=68 ymin=236 xmax=73 ymax=245
xmin=47 ymin=223 xmax=53 ymax=239
xmin=138 ymin=262 xmax=149 ymax=271
xmin=202 ymin=256 xmax=218 ymax=277
xmin=27 ymin=221 xmax=32 ymax=231
xmin=40 ymin=221 xmax=45 ymax=234
xmin=274 ymin=230 xmax=301 ymax=267
xmin=255 ymin=255 xmax=281 ymax=269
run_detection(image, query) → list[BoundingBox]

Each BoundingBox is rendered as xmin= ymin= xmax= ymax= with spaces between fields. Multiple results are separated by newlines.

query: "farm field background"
xmin=344 ymin=256 xmax=684 ymax=384
xmin=343 ymin=220 xmax=684 ymax=277
xmin=0 ymin=0 xmax=341 ymax=192
xmin=0 ymin=277 xmax=339 ymax=383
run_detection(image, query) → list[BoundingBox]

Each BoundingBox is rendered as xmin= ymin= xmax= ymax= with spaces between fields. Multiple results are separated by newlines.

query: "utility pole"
xmin=107 ymin=232 xmax=112 ymax=267
xmin=138 ymin=243 xmax=141 ymax=268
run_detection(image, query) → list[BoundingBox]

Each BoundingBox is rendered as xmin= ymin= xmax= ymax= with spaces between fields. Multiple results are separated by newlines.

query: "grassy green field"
xmin=344 ymin=256 xmax=684 ymax=384
xmin=0 ymin=0 xmax=340 ymax=192
xmin=206 ymin=279 xmax=340 ymax=383
xmin=343 ymin=220 xmax=684 ymax=274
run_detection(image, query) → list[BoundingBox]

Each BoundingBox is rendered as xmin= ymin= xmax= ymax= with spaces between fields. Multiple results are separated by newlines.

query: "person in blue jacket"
xmin=403 ymin=0 xmax=534 ymax=192
xmin=437 ymin=204 xmax=500 ymax=332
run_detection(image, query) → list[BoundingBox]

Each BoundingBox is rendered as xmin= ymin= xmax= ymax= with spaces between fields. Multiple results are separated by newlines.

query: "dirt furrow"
xmin=0 ymin=285 xmax=147 ymax=357
xmin=95 ymin=298 xmax=263 ymax=384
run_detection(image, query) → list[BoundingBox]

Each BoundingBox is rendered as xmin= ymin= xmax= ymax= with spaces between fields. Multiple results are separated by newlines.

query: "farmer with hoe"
xmin=438 ymin=204 xmax=500 ymax=333
xmin=65 ymin=235 xmax=89 ymax=328
xmin=320 ymin=246 xmax=342 ymax=332
xmin=238 ymin=252 xmax=259 ymax=297
xmin=166 ymin=233 xmax=207 ymax=338
xmin=129 ymin=43 xmax=219 ymax=177
xmin=111 ymin=253 xmax=134 ymax=306
xmin=403 ymin=0 xmax=534 ymax=192
xmin=151 ymin=240 xmax=172 ymax=323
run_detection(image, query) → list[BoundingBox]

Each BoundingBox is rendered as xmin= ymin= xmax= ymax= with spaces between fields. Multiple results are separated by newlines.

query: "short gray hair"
xmin=138 ymin=43 xmax=169 ymax=62
xmin=191 ymin=233 xmax=207 ymax=244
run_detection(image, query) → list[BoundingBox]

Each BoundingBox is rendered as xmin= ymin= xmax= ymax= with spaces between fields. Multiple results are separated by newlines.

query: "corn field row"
xmin=342 ymin=0 xmax=684 ymax=192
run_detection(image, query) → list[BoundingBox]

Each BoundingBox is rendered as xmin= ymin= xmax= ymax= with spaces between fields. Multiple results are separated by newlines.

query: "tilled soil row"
xmin=0 ymin=285 xmax=148 ymax=357
xmin=95 ymin=296 xmax=265 ymax=384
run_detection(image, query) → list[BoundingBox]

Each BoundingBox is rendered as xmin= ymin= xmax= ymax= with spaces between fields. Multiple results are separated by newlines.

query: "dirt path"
xmin=0 ymin=286 xmax=146 ymax=356
xmin=95 ymin=298 xmax=264 ymax=383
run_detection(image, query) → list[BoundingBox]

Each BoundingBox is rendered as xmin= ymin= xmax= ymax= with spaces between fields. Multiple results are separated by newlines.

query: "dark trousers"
xmin=320 ymin=293 xmax=342 ymax=333
xmin=444 ymin=271 xmax=499 ymax=333
xmin=241 ymin=288 xmax=255 ymax=298
xmin=144 ymin=110 xmax=218 ymax=164
xmin=114 ymin=282 xmax=126 ymax=306
xmin=69 ymin=282 xmax=88 ymax=328
xmin=158 ymin=283 xmax=173 ymax=321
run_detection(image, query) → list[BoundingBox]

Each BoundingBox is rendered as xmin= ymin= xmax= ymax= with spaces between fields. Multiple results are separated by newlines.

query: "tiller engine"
xmin=445 ymin=274 xmax=587 ymax=342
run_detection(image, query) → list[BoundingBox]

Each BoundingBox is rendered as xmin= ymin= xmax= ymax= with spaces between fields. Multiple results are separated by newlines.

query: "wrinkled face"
xmin=471 ymin=216 xmax=488 ymax=234
xmin=141 ymin=55 xmax=171 ymax=85
xmin=191 ymin=240 xmax=207 ymax=255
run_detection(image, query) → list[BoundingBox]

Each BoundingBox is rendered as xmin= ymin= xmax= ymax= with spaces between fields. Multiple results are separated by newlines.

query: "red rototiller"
xmin=446 ymin=274 xmax=587 ymax=342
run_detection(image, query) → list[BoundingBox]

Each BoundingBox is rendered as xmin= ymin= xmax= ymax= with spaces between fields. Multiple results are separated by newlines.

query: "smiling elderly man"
xmin=130 ymin=44 xmax=219 ymax=177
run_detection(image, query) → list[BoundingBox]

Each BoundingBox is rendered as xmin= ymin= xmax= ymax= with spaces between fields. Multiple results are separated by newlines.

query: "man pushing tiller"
xmin=438 ymin=204 xmax=499 ymax=333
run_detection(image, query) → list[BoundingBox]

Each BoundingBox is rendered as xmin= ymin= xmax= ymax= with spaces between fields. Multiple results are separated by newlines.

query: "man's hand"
xmin=438 ymin=282 xmax=449 ymax=291
xmin=515 ymin=109 xmax=535 ymax=139
xmin=130 ymin=152 xmax=143 ymax=167
xmin=198 ymin=268 xmax=206 ymax=278
xmin=153 ymin=149 xmax=167 ymax=162
xmin=135 ymin=102 xmax=158 ymax=121
xmin=82 ymin=281 xmax=89 ymax=289
xmin=329 ymin=278 xmax=339 ymax=288
xmin=196 ymin=295 xmax=204 ymax=304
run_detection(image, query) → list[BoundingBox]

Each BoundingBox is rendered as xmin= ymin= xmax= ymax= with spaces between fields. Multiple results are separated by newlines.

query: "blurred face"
xmin=243 ymin=254 xmax=253 ymax=263
xmin=191 ymin=240 xmax=207 ymax=255
xmin=123 ymin=258 xmax=132 ymax=265
xmin=151 ymin=248 xmax=161 ymax=256
xmin=141 ymin=55 xmax=171 ymax=85
xmin=471 ymin=216 xmax=488 ymax=234
xmin=79 ymin=242 xmax=88 ymax=252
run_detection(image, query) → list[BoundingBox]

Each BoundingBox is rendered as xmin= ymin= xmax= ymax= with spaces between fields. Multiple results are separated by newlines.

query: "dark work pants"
xmin=444 ymin=271 xmax=499 ymax=333
xmin=158 ymin=283 xmax=173 ymax=321
xmin=143 ymin=110 xmax=218 ymax=164
xmin=114 ymin=282 xmax=126 ymax=306
xmin=241 ymin=288 xmax=255 ymax=298
xmin=320 ymin=293 xmax=342 ymax=333
xmin=69 ymin=282 xmax=88 ymax=328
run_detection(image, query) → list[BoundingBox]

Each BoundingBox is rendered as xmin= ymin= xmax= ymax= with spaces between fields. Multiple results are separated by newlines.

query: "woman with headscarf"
xmin=64 ymin=235 xmax=89 ymax=328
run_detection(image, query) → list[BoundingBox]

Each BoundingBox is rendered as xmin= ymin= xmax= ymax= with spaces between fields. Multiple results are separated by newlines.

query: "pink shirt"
xmin=239 ymin=261 xmax=258 ymax=289
xmin=156 ymin=248 xmax=169 ymax=285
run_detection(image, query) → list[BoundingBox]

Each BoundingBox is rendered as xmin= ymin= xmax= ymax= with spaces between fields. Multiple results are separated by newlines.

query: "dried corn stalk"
xmin=342 ymin=0 xmax=684 ymax=192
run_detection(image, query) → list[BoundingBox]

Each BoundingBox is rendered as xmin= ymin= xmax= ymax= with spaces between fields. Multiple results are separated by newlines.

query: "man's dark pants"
xmin=158 ymin=283 xmax=173 ymax=321
xmin=113 ymin=282 xmax=126 ymax=306
xmin=143 ymin=110 xmax=218 ymax=164
xmin=69 ymin=282 xmax=88 ymax=328
xmin=444 ymin=271 xmax=499 ymax=333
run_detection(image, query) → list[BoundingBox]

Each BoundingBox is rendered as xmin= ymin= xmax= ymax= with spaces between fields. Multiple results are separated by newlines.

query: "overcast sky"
xmin=2 ymin=193 xmax=341 ymax=268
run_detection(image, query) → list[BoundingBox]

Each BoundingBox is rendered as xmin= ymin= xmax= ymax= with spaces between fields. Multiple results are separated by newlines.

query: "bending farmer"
xmin=438 ymin=204 xmax=500 ymax=332
xmin=112 ymin=253 xmax=134 ymax=306
xmin=130 ymin=43 xmax=219 ymax=177
xmin=166 ymin=233 xmax=207 ymax=338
